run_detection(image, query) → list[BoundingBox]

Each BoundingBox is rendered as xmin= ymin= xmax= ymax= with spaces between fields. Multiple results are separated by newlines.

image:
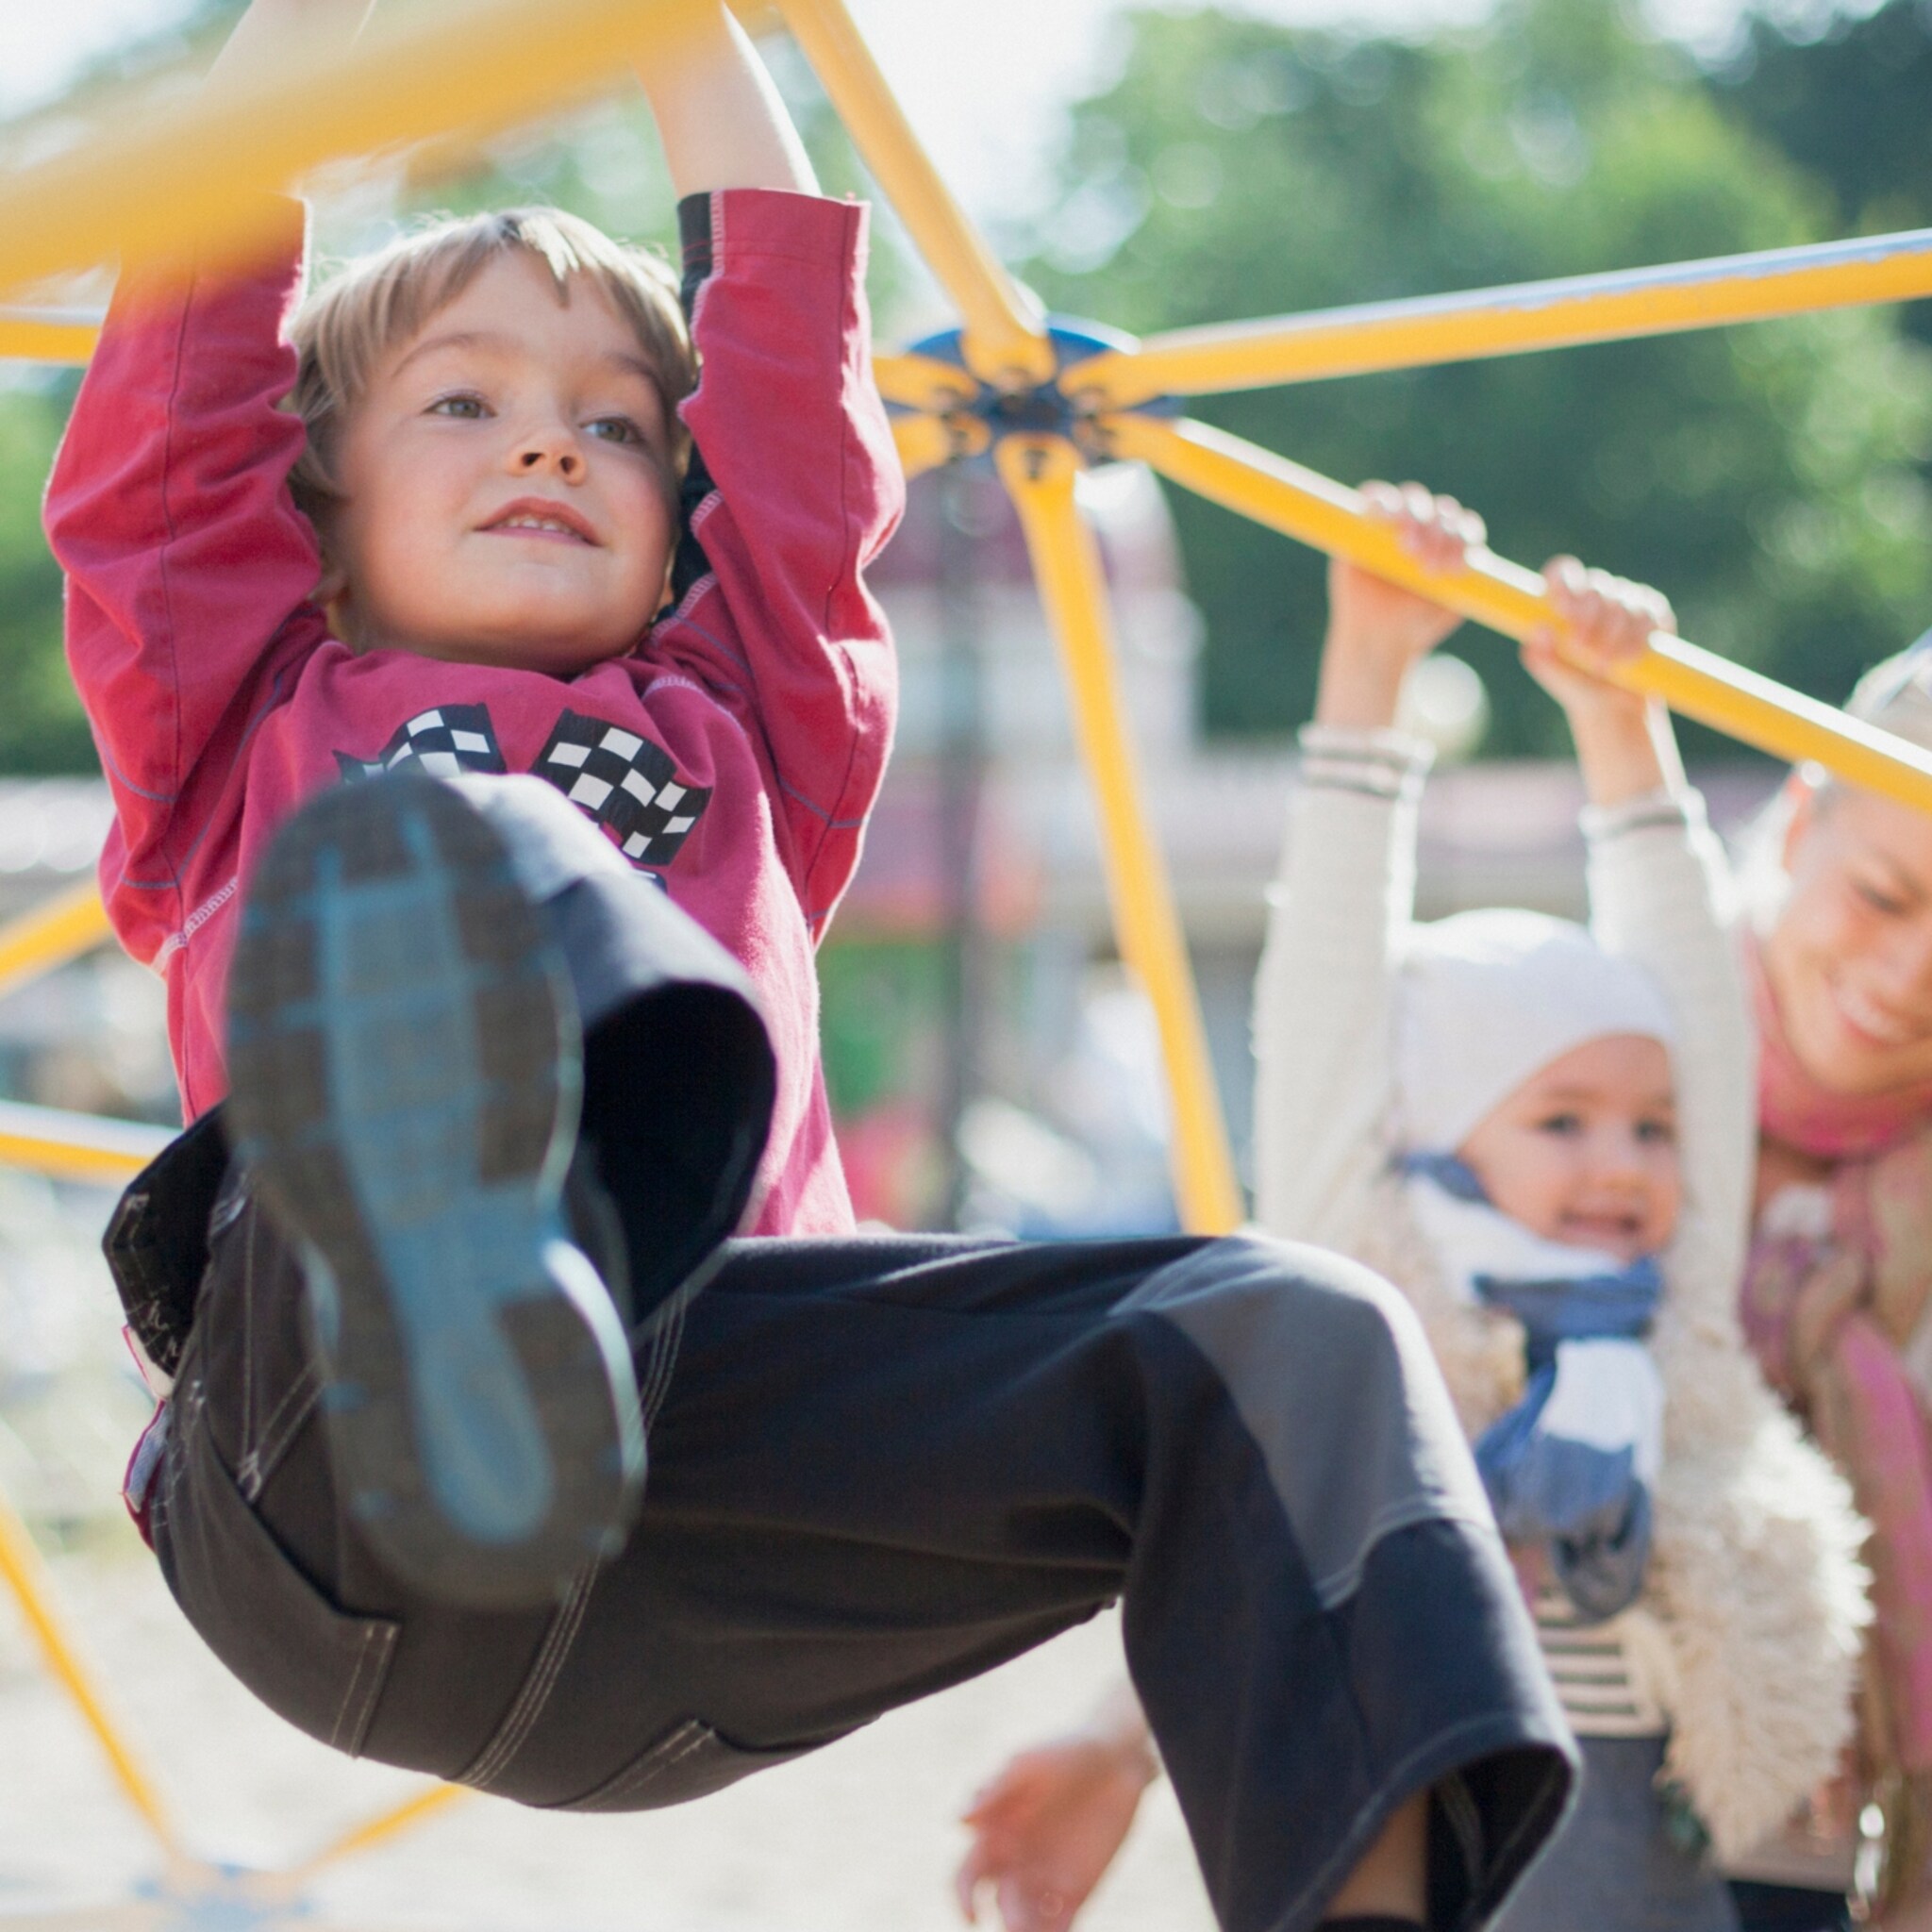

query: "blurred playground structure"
xmin=0 ymin=0 xmax=1929 ymax=1919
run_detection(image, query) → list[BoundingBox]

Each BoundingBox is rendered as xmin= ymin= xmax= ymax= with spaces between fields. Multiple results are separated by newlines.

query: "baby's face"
xmin=1456 ymin=1033 xmax=1679 ymax=1261
xmin=323 ymin=251 xmax=679 ymax=675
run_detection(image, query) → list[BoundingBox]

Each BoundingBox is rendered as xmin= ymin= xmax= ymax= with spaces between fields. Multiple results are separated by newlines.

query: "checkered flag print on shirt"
xmin=335 ymin=705 xmax=508 ymax=781
xmin=534 ymin=710 xmax=712 ymax=869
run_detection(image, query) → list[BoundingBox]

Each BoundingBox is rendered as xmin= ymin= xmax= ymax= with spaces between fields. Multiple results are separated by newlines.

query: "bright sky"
xmin=0 ymin=0 xmax=1760 ymax=220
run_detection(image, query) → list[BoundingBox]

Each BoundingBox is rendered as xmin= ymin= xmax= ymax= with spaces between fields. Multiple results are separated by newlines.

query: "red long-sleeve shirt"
xmin=46 ymin=187 xmax=901 ymax=1237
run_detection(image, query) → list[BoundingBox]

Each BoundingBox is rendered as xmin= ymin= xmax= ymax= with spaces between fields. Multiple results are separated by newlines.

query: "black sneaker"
xmin=225 ymin=773 xmax=644 ymax=1608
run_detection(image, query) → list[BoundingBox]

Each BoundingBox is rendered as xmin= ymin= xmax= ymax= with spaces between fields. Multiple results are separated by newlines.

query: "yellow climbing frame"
xmin=0 ymin=887 xmax=466 ymax=1896
xmin=0 ymin=0 xmax=1930 ymax=1888
xmin=1 ymin=0 xmax=1930 ymax=1240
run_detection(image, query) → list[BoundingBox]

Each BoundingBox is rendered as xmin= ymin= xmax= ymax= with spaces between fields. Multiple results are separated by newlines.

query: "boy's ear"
xmin=308 ymin=504 xmax=350 ymax=618
xmin=312 ymin=544 xmax=358 ymax=644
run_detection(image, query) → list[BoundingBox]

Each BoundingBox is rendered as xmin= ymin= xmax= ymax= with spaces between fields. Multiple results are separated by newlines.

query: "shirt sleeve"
xmin=43 ymin=200 xmax=327 ymax=962
xmin=661 ymin=188 xmax=904 ymax=937
xmin=1585 ymin=789 xmax=1756 ymax=1325
xmin=1253 ymin=724 xmax=1433 ymax=1245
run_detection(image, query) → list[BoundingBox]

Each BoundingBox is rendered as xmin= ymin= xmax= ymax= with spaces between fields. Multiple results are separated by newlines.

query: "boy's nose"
xmin=517 ymin=443 xmax=582 ymax=479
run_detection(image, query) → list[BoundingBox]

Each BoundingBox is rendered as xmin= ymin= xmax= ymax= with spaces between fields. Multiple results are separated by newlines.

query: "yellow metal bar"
xmin=0 ymin=308 xmax=101 ymax=366
xmin=993 ymin=435 xmax=1242 ymax=1233
xmin=891 ymin=409 xmax=991 ymax=479
xmin=772 ymin=0 xmax=1054 ymax=391
xmin=0 ymin=881 xmax=113 ymax=1004
xmin=1110 ymin=412 xmax=1932 ymax=811
xmin=0 ymin=1100 xmax=172 ymax=1186
xmin=0 ymin=0 xmax=713 ymax=301
xmin=891 ymin=413 xmax=956 ymax=480
xmin=287 ymin=1781 xmax=469 ymax=1879
xmin=874 ymin=351 xmax=979 ymax=412
xmin=0 ymin=1479 xmax=181 ymax=1855
xmin=1075 ymin=227 xmax=1932 ymax=408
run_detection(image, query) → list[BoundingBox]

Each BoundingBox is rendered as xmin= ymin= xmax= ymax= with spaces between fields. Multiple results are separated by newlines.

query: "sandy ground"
xmin=0 ymin=1503 xmax=1214 ymax=1932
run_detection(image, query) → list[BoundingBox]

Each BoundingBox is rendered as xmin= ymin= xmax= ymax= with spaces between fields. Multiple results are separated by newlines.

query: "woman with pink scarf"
xmin=1729 ymin=641 xmax=1932 ymax=1932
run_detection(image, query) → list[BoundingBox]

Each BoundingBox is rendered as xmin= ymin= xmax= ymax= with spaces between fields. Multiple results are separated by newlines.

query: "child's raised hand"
xmin=1525 ymin=558 xmax=1682 ymax=805
xmin=1315 ymin=482 xmax=1482 ymax=732
xmin=1522 ymin=556 xmax=1674 ymax=723
xmin=1327 ymin=481 xmax=1481 ymax=667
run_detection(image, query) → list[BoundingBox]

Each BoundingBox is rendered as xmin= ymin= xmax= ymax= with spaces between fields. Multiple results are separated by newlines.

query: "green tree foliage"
xmin=0 ymin=378 xmax=95 ymax=772
xmin=1024 ymin=0 xmax=1932 ymax=754
xmin=1713 ymin=1 xmax=1932 ymax=283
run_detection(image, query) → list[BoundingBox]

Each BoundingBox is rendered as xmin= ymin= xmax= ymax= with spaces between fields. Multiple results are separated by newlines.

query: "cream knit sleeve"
xmin=1583 ymin=788 xmax=1755 ymax=1334
xmin=1252 ymin=725 xmax=1432 ymax=1248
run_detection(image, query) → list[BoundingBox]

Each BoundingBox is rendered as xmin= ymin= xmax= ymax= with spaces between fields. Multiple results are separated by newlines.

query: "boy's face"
xmin=324 ymin=252 xmax=679 ymax=674
xmin=1456 ymin=1033 xmax=1679 ymax=1262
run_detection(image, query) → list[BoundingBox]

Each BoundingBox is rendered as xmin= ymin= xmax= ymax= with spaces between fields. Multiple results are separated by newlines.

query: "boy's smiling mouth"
xmin=481 ymin=498 xmax=598 ymax=545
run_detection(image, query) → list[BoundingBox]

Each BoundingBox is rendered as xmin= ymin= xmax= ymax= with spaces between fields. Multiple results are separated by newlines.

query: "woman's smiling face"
xmin=1764 ymin=781 xmax=1932 ymax=1097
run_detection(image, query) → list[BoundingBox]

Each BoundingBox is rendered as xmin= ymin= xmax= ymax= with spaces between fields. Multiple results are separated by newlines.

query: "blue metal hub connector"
xmin=900 ymin=319 xmax=1180 ymax=458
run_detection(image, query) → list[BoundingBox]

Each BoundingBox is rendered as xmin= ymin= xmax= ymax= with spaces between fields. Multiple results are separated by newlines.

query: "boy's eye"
xmin=587 ymin=415 xmax=645 ymax=447
xmin=1635 ymin=1117 xmax=1676 ymax=1145
xmin=427 ymin=393 xmax=490 ymax=420
xmin=1533 ymin=1113 xmax=1583 ymax=1137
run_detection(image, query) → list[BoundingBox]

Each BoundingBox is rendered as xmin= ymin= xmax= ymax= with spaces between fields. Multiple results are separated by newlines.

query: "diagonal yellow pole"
xmin=0 ymin=308 xmax=102 ymax=366
xmin=1109 ymin=411 xmax=1932 ymax=812
xmin=0 ymin=889 xmax=472 ymax=1878
xmin=0 ymin=1481 xmax=182 ymax=1857
xmin=1074 ymin=227 xmax=1932 ymax=408
xmin=771 ymin=0 xmax=1055 ymax=391
xmin=889 ymin=414 xmax=963 ymax=480
xmin=284 ymin=1781 xmax=470 ymax=1880
xmin=0 ymin=881 xmax=114 ymax=1003
xmin=0 ymin=889 xmax=184 ymax=1865
xmin=0 ymin=0 xmax=713 ymax=302
xmin=0 ymin=883 xmax=165 ymax=1180
xmin=0 ymin=1101 xmax=170 ymax=1186
xmin=874 ymin=351 xmax=981 ymax=413
xmin=994 ymin=435 xmax=1242 ymax=1234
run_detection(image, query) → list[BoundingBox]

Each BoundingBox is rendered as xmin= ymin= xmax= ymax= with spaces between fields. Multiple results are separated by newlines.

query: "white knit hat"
xmin=1395 ymin=908 xmax=1676 ymax=1155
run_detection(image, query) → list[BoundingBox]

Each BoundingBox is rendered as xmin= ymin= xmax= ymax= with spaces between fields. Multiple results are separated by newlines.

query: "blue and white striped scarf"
xmin=1404 ymin=1154 xmax=1665 ymax=1624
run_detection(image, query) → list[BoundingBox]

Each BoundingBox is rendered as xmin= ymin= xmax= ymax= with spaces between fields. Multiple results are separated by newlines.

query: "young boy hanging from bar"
xmin=43 ymin=3 xmax=1576 ymax=1924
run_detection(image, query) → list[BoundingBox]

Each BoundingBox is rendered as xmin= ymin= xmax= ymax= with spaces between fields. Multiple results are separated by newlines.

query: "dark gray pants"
xmin=117 ymin=779 xmax=1574 ymax=1932
xmin=141 ymin=1193 xmax=1570 ymax=1932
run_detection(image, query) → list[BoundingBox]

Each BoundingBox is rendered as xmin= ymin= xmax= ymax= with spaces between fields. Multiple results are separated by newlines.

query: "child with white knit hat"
xmin=1254 ymin=489 xmax=1869 ymax=1932
xmin=955 ymin=491 xmax=1870 ymax=1932
xmin=1393 ymin=908 xmax=1681 ymax=1627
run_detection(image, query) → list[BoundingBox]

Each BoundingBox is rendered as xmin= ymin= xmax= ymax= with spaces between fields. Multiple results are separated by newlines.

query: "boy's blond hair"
xmin=288 ymin=207 xmax=697 ymax=525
